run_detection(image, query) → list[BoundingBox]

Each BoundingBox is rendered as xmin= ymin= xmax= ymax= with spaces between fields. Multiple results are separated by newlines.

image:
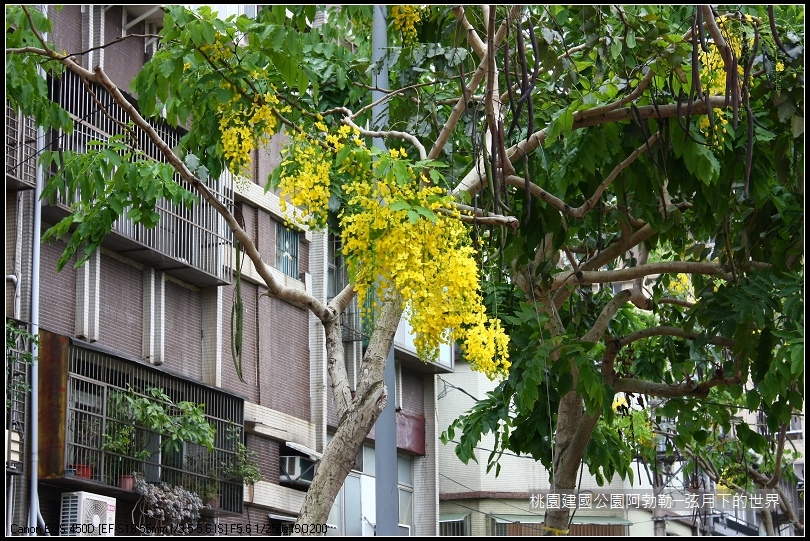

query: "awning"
xmin=439 ymin=513 xmax=470 ymax=523
xmin=285 ymin=441 xmax=323 ymax=461
xmin=268 ymin=514 xmax=297 ymax=522
xmin=492 ymin=514 xmax=632 ymax=525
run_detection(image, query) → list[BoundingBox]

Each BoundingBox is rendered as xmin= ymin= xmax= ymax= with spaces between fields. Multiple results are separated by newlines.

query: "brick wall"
xmin=164 ymin=278 xmax=203 ymax=380
xmin=258 ymin=296 xmax=311 ymax=420
xmin=249 ymin=434 xmax=279 ymax=488
xmin=401 ymin=366 xmax=425 ymax=416
xmin=97 ymin=253 xmax=142 ymax=358
xmin=102 ymin=6 xmax=148 ymax=90
xmin=257 ymin=211 xmax=275 ymax=273
xmin=39 ymin=236 xmax=77 ymax=337
xmin=255 ymin=132 xmax=289 ymax=191
xmin=220 ymin=281 xmax=260 ymax=404
xmin=49 ymin=5 xmax=83 ymax=66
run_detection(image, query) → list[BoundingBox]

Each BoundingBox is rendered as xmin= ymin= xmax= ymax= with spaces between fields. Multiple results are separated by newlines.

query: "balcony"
xmin=5 ymin=318 xmax=33 ymax=475
xmin=5 ymin=104 xmax=38 ymax=191
xmin=38 ymin=329 xmax=245 ymax=516
xmin=36 ymin=69 xmax=233 ymax=287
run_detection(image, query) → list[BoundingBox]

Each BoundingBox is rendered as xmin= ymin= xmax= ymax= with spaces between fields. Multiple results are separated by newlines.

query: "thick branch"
xmin=453 ymin=6 xmax=486 ymax=58
xmin=553 ymin=261 xmax=732 ymax=289
xmin=618 ymin=326 xmax=735 ymax=348
xmin=444 ymin=204 xmax=520 ymax=228
xmin=612 ymin=374 xmax=739 ymax=398
xmin=582 ymin=290 xmax=632 ymax=342
xmin=324 ymin=313 xmax=352 ymax=419
xmin=454 ymin=96 xmax=731 ymax=197
xmin=431 ymin=5 xmax=521 ymax=162
xmin=354 ymin=294 xmax=404 ymax=409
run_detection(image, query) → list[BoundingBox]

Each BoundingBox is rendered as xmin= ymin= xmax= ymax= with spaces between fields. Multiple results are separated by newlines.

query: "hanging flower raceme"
xmin=275 ymin=130 xmax=510 ymax=379
xmin=337 ymin=149 xmax=510 ymax=379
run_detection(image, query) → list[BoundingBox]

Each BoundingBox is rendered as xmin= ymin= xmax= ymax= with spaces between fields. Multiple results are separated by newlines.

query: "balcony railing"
xmin=5 ymin=318 xmax=33 ymax=475
xmin=39 ymin=69 xmax=233 ymax=287
xmin=39 ymin=333 xmax=246 ymax=515
xmin=5 ymin=103 xmax=38 ymax=191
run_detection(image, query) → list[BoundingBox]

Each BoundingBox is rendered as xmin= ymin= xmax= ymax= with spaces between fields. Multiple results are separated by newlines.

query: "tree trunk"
xmin=295 ymin=296 xmax=403 ymax=532
xmin=543 ymin=390 xmax=584 ymax=534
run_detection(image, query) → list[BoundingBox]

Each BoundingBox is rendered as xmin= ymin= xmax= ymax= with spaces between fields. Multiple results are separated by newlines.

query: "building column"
xmin=201 ymin=286 xmax=223 ymax=387
xmin=308 ymin=231 xmax=328 ymax=453
xmin=75 ymin=249 xmax=100 ymax=342
xmin=414 ymin=375 xmax=439 ymax=536
xmin=142 ymin=268 xmax=164 ymax=365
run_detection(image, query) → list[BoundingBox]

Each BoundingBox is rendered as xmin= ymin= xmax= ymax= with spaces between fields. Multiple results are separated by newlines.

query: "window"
xmin=398 ymin=455 xmax=413 ymax=535
xmin=325 ymin=443 xmax=415 ymax=536
xmin=276 ymin=223 xmax=299 ymax=278
xmin=440 ymin=515 xmax=470 ymax=536
xmin=327 ymin=234 xmax=345 ymax=299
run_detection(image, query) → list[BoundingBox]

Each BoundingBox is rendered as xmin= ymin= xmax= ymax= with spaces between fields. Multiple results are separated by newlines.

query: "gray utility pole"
xmin=371 ymin=4 xmax=400 ymax=536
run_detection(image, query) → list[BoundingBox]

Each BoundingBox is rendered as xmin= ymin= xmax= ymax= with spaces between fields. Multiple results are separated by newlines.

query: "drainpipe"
xmin=6 ymin=274 xmax=19 ymax=319
xmin=7 ymin=191 xmax=25 ymax=318
xmin=27 ymin=126 xmax=44 ymax=535
xmin=28 ymin=4 xmax=46 ymax=527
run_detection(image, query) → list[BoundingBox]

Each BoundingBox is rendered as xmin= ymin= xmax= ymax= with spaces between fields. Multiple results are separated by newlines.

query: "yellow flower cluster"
xmin=699 ymin=16 xmax=752 ymax=96
xmin=339 ymin=158 xmax=510 ymax=379
xmin=390 ymin=5 xmax=423 ymax=46
xmin=668 ymin=272 xmax=695 ymax=300
xmin=199 ymin=35 xmax=234 ymax=63
xmin=216 ymin=90 xmax=281 ymax=176
xmin=277 ymin=132 xmax=334 ymax=229
xmin=698 ymin=107 xmax=731 ymax=147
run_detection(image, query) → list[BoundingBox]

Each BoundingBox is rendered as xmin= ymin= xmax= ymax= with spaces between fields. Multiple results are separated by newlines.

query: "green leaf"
xmin=388 ymin=200 xmax=411 ymax=212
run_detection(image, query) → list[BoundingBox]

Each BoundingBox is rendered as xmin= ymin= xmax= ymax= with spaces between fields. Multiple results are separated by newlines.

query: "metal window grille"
xmin=276 ymin=223 xmax=299 ymax=278
xmin=440 ymin=516 xmax=470 ymax=536
xmin=66 ymin=344 xmax=245 ymax=514
xmin=5 ymin=318 xmax=32 ymax=474
xmin=43 ymin=68 xmax=233 ymax=285
xmin=5 ymin=104 xmax=38 ymax=189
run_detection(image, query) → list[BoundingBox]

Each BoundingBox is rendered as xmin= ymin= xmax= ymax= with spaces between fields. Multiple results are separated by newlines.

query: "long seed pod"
xmin=768 ymin=5 xmax=789 ymax=56
xmin=742 ymin=26 xmax=760 ymax=197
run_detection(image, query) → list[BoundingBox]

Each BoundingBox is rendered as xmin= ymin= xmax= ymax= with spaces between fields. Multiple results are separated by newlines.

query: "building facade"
xmin=5 ymin=4 xmax=447 ymax=536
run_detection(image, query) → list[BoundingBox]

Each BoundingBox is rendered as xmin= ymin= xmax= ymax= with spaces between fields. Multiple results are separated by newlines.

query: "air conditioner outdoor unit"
xmin=60 ymin=491 xmax=116 ymax=537
xmin=279 ymin=455 xmax=317 ymax=487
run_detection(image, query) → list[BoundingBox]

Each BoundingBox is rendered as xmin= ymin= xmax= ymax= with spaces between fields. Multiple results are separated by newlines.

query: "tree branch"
xmin=552 ymin=261 xmax=732 ymax=289
xmin=582 ymin=289 xmax=632 ymax=342
xmin=618 ymin=326 xmax=735 ymax=348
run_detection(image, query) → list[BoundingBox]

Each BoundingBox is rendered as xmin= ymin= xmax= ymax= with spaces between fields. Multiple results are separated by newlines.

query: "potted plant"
xmin=102 ymin=393 xmax=152 ymax=489
xmin=133 ymin=478 xmax=203 ymax=533
xmin=102 ymin=426 xmax=150 ymax=489
xmin=221 ymin=428 xmax=263 ymax=486
xmin=69 ymin=415 xmax=101 ymax=479
xmin=199 ymin=476 xmax=221 ymax=509
xmin=102 ymin=385 xmax=216 ymax=488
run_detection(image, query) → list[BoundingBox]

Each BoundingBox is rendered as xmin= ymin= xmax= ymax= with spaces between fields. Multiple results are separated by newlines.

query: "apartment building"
xmin=5 ymin=4 xmax=447 ymax=535
xmin=437 ymin=362 xmax=697 ymax=536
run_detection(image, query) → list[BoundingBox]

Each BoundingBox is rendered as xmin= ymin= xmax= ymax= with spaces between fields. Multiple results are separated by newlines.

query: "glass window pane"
xmin=276 ymin=223 xmax=299 ymax=278
xmin=363 ymin=445 xmax=375 ymax=475
xmin=398 ymin=488 xmax=413 ymax=528
xmin=345 ymin=475 xmax=362 ymax=536
xmin=397 ymin=455 xmax=412 ymax=486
